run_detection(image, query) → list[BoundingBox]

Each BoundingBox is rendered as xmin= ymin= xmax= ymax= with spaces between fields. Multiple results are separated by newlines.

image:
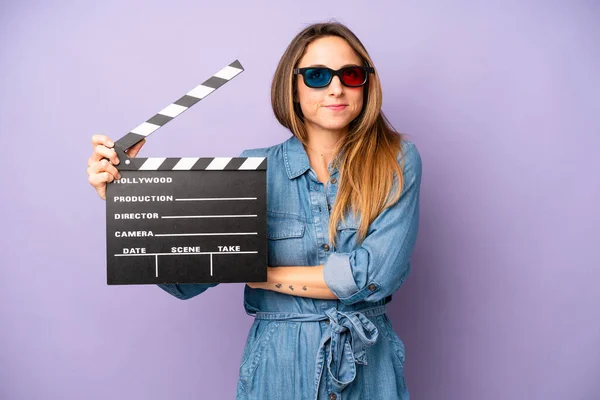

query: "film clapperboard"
xmin=106 ymin=60 xmax=267 ymax=285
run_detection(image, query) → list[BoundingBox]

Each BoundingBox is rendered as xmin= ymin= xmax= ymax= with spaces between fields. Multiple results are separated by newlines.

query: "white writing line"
xmin=175 ymin=197 xmax=257 ymax=201
xmin=115 ymin=251 xmax=258 ymax=257
xmin=161 ymin=215 xmax=257 ymax=219
xmin=154 ymin=232 xmax=257 ymax=237
xmin=210 ymin=254 xmax=213 ymax=276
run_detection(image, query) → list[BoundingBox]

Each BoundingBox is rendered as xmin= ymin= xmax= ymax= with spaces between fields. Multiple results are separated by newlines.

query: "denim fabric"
xmin=158 ymin=135 xmax=422 ymax=399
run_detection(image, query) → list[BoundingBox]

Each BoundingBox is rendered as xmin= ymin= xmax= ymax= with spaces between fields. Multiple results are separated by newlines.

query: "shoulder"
xmin=397 ymin=140 xmax=422 ymax=179
xmin=239 ymin=141 xmax=285 ymax=158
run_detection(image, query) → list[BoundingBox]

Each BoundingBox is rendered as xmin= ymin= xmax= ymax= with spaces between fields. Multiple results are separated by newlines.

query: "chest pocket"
xmin=334 ymin=211 xmax=361 ymax=252
xmin=267 ymin=216 xmax=307 ymax=267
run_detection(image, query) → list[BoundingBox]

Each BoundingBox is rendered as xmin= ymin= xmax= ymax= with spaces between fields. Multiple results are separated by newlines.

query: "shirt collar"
xmin=283 ymin=135 xmax=311 ymax=179
xmin=283 ymin=134 xmax=343 ymax=180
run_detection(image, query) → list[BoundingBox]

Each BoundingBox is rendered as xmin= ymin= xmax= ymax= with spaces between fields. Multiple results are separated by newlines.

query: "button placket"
xmin=309 ymin=177 xmax=331 ymax=265
xmin=319 ymin=201 xmax=331 ymax=261
xmin=308 ymin=177 xmax=326 ymax=267
xmin=325 ymin=182 xmax=333 ymax=212
xmin=323 ymin=173 xmax=337 ymax=257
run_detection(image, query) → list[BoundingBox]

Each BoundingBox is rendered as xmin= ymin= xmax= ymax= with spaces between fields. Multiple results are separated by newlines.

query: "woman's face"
xmin=296 ymin=36 xmax=365 ymax=138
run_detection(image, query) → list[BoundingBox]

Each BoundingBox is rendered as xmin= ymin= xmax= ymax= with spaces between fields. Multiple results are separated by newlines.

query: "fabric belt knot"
xmin=317 ymin=307 xmax=380 ymax=393
xmin=253 ymin=304 xmax=385 ymax=398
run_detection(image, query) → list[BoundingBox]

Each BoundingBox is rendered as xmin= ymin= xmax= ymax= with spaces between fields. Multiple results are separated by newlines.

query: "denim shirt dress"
xmin=158 ymin=135 xmax=422 ymax=400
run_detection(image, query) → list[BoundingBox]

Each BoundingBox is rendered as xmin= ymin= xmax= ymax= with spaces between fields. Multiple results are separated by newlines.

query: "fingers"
xmin=87 ymin=155 xmax=122 ymax=201
xmin=88 ymin=170 xmax=116 ymax=188
xmin=87 ymin=134 xmax=146 ymax=201
xmin=91 ymin=134 xmax=114 ymax=149
xmin=90 ymin=134 xmax=119 ymax=165
xmin=87 ymin=158 xmax=121 ymax=181
xmin=89 ymin=144 xmax=119 ymax=166
xmin=90 ymin=135 xmax=146 ymax=166
xmin=88 ymin=134 xmax=123 ymax=201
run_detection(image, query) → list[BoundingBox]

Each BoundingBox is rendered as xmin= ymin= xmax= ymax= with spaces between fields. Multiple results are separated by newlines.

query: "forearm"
xmin=252 ymin=265 xmax=338 ymax=300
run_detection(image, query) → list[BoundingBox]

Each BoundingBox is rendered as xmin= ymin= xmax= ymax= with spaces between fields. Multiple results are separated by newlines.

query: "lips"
xmin=325 ymin=104 xmax=348 ymax=111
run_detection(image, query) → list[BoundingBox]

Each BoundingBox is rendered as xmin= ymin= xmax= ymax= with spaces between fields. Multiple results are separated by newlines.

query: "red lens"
xmin=341 ymin=67 xmax=366 ymax=86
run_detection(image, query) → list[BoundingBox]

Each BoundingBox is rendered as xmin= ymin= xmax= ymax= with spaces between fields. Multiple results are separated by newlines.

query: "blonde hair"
xmin=271 ymin=22 xmax=406 ymax=245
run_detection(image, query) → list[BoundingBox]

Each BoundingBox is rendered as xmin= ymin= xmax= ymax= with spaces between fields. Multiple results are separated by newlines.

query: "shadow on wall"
xmin=385 ymin=174 xmax=465 ymax=397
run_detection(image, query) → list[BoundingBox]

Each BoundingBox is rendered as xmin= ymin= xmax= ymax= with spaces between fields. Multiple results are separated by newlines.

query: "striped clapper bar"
xmin=105 ymin=60 xmax=268 ymax=285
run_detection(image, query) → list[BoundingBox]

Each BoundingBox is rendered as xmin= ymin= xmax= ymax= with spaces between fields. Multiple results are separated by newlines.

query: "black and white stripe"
xmin=119 ymin=156 xmax=266 ymax=171
xmin=115 ymin=60 xmax=244 ymax=152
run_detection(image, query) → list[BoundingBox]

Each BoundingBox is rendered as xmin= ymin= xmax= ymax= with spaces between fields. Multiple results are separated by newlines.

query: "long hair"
xmin=271 ymin=21 xmax=407 ymax=245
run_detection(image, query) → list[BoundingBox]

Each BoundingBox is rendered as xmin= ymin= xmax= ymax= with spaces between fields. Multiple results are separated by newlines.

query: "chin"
xmin=313 ymin=119 xmax=354 ymax=132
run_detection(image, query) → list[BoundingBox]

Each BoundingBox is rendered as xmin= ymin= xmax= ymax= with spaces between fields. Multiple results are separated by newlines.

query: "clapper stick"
xmin=112 ymin=60 xmax=245 ymax=170
xmin=105 ymin=60 xmax=268 ymax=285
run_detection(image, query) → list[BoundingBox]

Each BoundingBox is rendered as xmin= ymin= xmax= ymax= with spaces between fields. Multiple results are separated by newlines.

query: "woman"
xmin=87 ymin=22 xmax=422 ymax=400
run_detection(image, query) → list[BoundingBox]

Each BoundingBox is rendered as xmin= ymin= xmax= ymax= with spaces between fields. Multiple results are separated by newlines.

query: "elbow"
xmin=157 ymin=283 xmax=218 ymax=300
xmin=324 ymin=250 xmax=412 ymax=305
xmin=157 ymin=284 xmax=194 ymax=300
xmin=323 ymin=250 xmax=381 ymax=305
xmin=355 ymin=261 xmax=412 ymax=304
xmin=335 ymin=281 xmax=383 ymax=305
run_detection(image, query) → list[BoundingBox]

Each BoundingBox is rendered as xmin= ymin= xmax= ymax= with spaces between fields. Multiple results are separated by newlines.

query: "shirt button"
xmin=329 ymin=394 xmax=337 ymax=400
xmin=327 ymin=204 xmax=331 ymax=211
xmin=330 ymin=177 xmax=337 ymax=184
xmin=368 ymin=284 xmax=376 ymax=291
xmin=322 ymin=244 xmax=330 ymax=251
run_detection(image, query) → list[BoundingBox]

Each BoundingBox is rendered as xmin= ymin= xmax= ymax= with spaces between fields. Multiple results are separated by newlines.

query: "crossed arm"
xmin=165 ymin=143 xmax=421 ymax=304
xmin=247 ymin=265 xmax=338 ymax=300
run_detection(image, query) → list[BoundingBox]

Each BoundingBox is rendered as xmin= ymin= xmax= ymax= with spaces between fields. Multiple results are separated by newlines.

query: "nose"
xmin=327 ymin=75 xmax=344 ymax=96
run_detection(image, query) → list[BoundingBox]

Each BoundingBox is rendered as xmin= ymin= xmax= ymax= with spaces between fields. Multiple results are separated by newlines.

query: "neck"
xmin=303 ymin=124 xmax=346 ymax=182
xmin=304 ymin=125 xmax=346 ymax=166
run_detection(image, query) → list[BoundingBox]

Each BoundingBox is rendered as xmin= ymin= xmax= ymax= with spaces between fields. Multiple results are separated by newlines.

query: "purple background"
xmin=1 ymin=1 xmax=598 ymax=399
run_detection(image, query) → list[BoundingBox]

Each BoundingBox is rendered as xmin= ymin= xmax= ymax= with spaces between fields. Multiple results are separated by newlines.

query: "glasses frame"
xmin=293 ymin=66 xmax=375 ymax=88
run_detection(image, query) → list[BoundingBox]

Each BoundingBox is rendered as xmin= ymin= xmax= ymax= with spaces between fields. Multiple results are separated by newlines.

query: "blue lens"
xmin=304 ymin=68 xmax=332 ymax=87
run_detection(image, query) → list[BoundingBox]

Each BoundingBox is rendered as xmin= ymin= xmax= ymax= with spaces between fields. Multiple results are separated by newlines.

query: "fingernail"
xmin=107 ymin=141 xmax=114 ymax=147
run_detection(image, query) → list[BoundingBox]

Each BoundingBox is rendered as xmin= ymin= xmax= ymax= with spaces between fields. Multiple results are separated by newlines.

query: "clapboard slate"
xmin=104 ymin=60 xmax=268 ymax=285
xmin=106 ymin=158 xmax=267 ymax=285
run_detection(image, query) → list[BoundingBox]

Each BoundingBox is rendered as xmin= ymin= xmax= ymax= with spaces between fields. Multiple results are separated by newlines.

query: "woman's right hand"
xmin=87 ymin=134 xmax=146 ymax=200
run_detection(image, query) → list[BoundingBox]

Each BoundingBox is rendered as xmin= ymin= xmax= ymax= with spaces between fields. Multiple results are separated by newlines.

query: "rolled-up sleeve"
xmin=323 ymin=142 xmax=422 ymax=305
